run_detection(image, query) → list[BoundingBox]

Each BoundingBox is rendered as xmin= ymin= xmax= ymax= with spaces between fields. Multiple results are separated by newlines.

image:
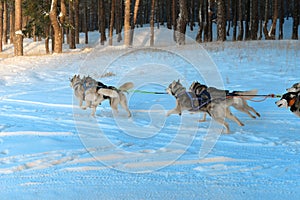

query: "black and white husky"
xmin=276 ymin=92 xmax=300 ymax=117
xmin=70 ymin=75 xmax=133 ymax=117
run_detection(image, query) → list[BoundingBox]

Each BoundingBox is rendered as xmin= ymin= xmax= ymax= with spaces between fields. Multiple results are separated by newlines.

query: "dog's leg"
xmin=119 ymin=96 xmax=131 ymax=117
xmin=214 ymin=117 xmax=230 ymax=133
xmin=198 ymin=113 xmax=207 ymax=122
xmin=110 ymin=99 xmax=119 ymax=116
xmin=81 ymin=101 xmax=90 ymax=110
xmin=166 ymin=101 xmax=182 ymax=116
xmin=225 ymin=108 xmax=244 ymax=126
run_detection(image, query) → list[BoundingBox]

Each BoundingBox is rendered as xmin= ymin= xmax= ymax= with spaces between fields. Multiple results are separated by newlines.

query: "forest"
xmin=0 ymin=0 xmax=299 ymax=56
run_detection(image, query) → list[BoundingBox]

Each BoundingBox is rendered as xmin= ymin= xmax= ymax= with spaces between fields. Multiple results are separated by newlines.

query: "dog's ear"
xmin=177 ymin=79 xmax=180 ymax=83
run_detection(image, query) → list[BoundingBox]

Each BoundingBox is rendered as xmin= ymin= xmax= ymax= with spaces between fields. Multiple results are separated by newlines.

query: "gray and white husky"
xmin=189 ymin=81 xmax=260 ymax=121
xmin=166 ymin=80 xmax=245 ymax=133
xmin=287 ymin=82 xmax=300 ymax=93
xmin=70 ymin=75 xmax=134 ymax=117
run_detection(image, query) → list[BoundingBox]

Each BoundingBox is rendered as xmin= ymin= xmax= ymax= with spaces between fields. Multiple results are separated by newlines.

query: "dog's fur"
xmin=70 ymin=75 xmax=133 ymax=117
xmin=189 ymin=81 xmax=260 ymax=121
xmin=166 ymin=80 xmax=245 ymax=133
xmin=276 ymin=92 xmax=300 ymax=117
xmin=287 ymin=82 xmax=300 ymax=93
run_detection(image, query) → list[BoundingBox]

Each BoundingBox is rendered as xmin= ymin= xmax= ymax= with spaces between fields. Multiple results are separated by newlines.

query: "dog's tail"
xmin=233 ymin=89 xmax=258 ymax=100
xmin=118 ymin=82 xmax=134 ymax=92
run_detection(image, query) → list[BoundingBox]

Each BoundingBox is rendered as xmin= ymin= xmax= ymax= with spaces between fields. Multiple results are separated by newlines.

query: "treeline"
xmin=1 ymin=0 xmax=299 ymax=56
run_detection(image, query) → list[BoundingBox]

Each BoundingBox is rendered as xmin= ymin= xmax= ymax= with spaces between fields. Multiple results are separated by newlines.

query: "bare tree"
xmin=232 ymin=0 xmax=237 ymax=41
xmin=251 ymin=0 xmax=259 ymax=40
xmin=0 ymin=1 xmax=3 ymax=52
xmin=115 ymin=0 xmax=122 ymax=42
xmin=3 ymin=1 xmax=7 ymax=45
xmin=150 ymin=0 xmax=155 ymax=46
xmin=237 ymin=0 xmax=244 ymax=40
xmin=83 ymin=0 xmax=89 ymax=44
xmin=292 ymin=0 xmax=299 ymax=39
xmin=263 ymin=0 xmax=271 ymax=39
xmin=269 ymin=0 xmax=278 ymax=39
xmin=74 ymin=0 xmax=79 ymax=44
xmin=109 ymin=0 xmax=116 ymax=45
xmin=99 ymin=0 xmax=106 ymax=45
xmin=217 ymin=0 xmax=226 ymax=41
xmin=9 ymin=1 xmax=14 ymax=44
xmin=278 ymin=0 xmax=284 ymax=39
xmin=69 ymin=0 xmax=76 ymax=49
xmin=14 ymin=0 xmax=23 ymax=56
xmin=49 ymin=0 xmax=66 ymax=53
xmin=124 ymin=0 xmax=131 ymax=46
xmin=176 ymin=0 xmax=188 ymax=44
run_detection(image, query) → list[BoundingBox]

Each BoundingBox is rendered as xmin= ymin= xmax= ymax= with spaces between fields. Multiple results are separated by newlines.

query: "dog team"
xmin=70 ymin=75 xmax=299 ymax=133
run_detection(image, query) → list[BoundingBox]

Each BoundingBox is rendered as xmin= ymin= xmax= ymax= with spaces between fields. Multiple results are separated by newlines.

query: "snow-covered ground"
xmin=0 ymin=26 xmax=299 ymax=199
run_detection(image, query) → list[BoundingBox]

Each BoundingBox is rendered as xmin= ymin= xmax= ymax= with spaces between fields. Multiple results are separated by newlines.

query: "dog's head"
xmin=70 ymin=75 xmax=81 ymax=87
xmin=287 ymin=82 xmax=300 ymax=93
xmin=189 ymin=81 xmax=208 ymax=95
xmin=166 ymin=80 xmax=184 ymax=96
xmin=276 ymin=92 xmax=298 ymax=108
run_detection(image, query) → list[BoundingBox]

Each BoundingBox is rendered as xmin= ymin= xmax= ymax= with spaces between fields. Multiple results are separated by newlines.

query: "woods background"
xmin=0 ymin=0 xmax=299 ymax=56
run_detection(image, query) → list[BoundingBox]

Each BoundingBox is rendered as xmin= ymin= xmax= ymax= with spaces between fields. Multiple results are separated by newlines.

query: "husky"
xmin=276 ymin=92 xmax=300 ymax=117
xmin=287 ymin=82 xmax=300 ymax=93
xmin=166 ymin=80 xmax=245 ymax=133
xmin=189 ymin=81 xmax=260 ymax=121
xmin=70 ymin=75 xmax=133 ymax=117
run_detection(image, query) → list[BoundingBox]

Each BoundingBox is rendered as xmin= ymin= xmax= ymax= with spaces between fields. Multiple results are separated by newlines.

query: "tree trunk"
xmin=251 ymin=0 xmax=259 ymax=40
xmin=49 ymin=0 xmax=66 ymax=53
xmin=237 ymin=0 xmax=244 ymax=40
xmin=84 ymin=0 xmax=89 ymax=44
xmin=0 ymin=2 xmax=3 ymax=52
xmin=196 ymin=0 xmax=204 ymax=43
xmin=278 ymin=0 xmax=284 ymax=39
xmin=74 ymin=0 xmax=79 ymax=44
xmin=292 ymin=0 xmax=299 ymax=39
xmin=99 ymin=0 xmax=106 ymax=45
xmin=45 ymin=24 xmax=50 ymax=54
xmin=232 ymin=0 xmax=237 ymax=41
xmin=9 ymin=1 xmax=14 ymax=44
xmin=130 ymin=0 xmax=140 ymax=45
xmin=3 ymin=1 xmax=7 ymax=45
xmin=150 ymin=0 xmax=155 ymax=46
xmin=166 ymin=0 xmax=172 ymax=29
xmin=14 ymin=0 xmax=23 ymax=56
xmin=263 ymin=0 xmax=271 ymax=39
xmin=269 ymin=0 xmax=278 ymax=39
xmin=207 ymin=0 xmax=213 ymax=41
xmin=124 ymin=0 xmax=131 ymax=46
xmin=109 ymin=0 xmax=116 ymax=45
xmin=217 ymin=0 xmax=226 ymax=41
xmin=244 ymin=0 xmax=250 ymax=40
xmin=115 ymin=0 xmax=122 ymax=42
xmin=176 ymin=0 xmax=188 ymax=44
xmin=69 ymin=0 xmax=76 ymax=49
xmin=172 ymin=0 xmax=177 ymax=41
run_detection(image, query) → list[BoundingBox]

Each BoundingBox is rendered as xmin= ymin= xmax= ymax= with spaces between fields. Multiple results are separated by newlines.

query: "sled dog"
xmin=276 ymin=92 xmax=300 ymax=117
xmin=70 ymin=75 xmax=133 ymax=117
xmin=287 ymin=82 xmax=300 ymax=93
xmin=166 ymin=80 xmax=245 ymax=133
xmin=189 ymin=81 xmax=260 ymax=121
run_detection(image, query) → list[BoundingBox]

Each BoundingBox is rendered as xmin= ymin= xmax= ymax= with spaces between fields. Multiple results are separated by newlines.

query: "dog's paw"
xmin=80 ymin=106 xmax=87 ymax=110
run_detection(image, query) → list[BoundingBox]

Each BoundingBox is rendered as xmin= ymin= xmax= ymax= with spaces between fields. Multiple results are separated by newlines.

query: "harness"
xmin=176 ymin=89 xmax=211 ymax=111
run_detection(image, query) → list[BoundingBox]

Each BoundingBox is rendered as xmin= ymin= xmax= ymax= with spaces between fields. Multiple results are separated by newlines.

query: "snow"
xmin=0 ymin=24 xmax=300 ymax=199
